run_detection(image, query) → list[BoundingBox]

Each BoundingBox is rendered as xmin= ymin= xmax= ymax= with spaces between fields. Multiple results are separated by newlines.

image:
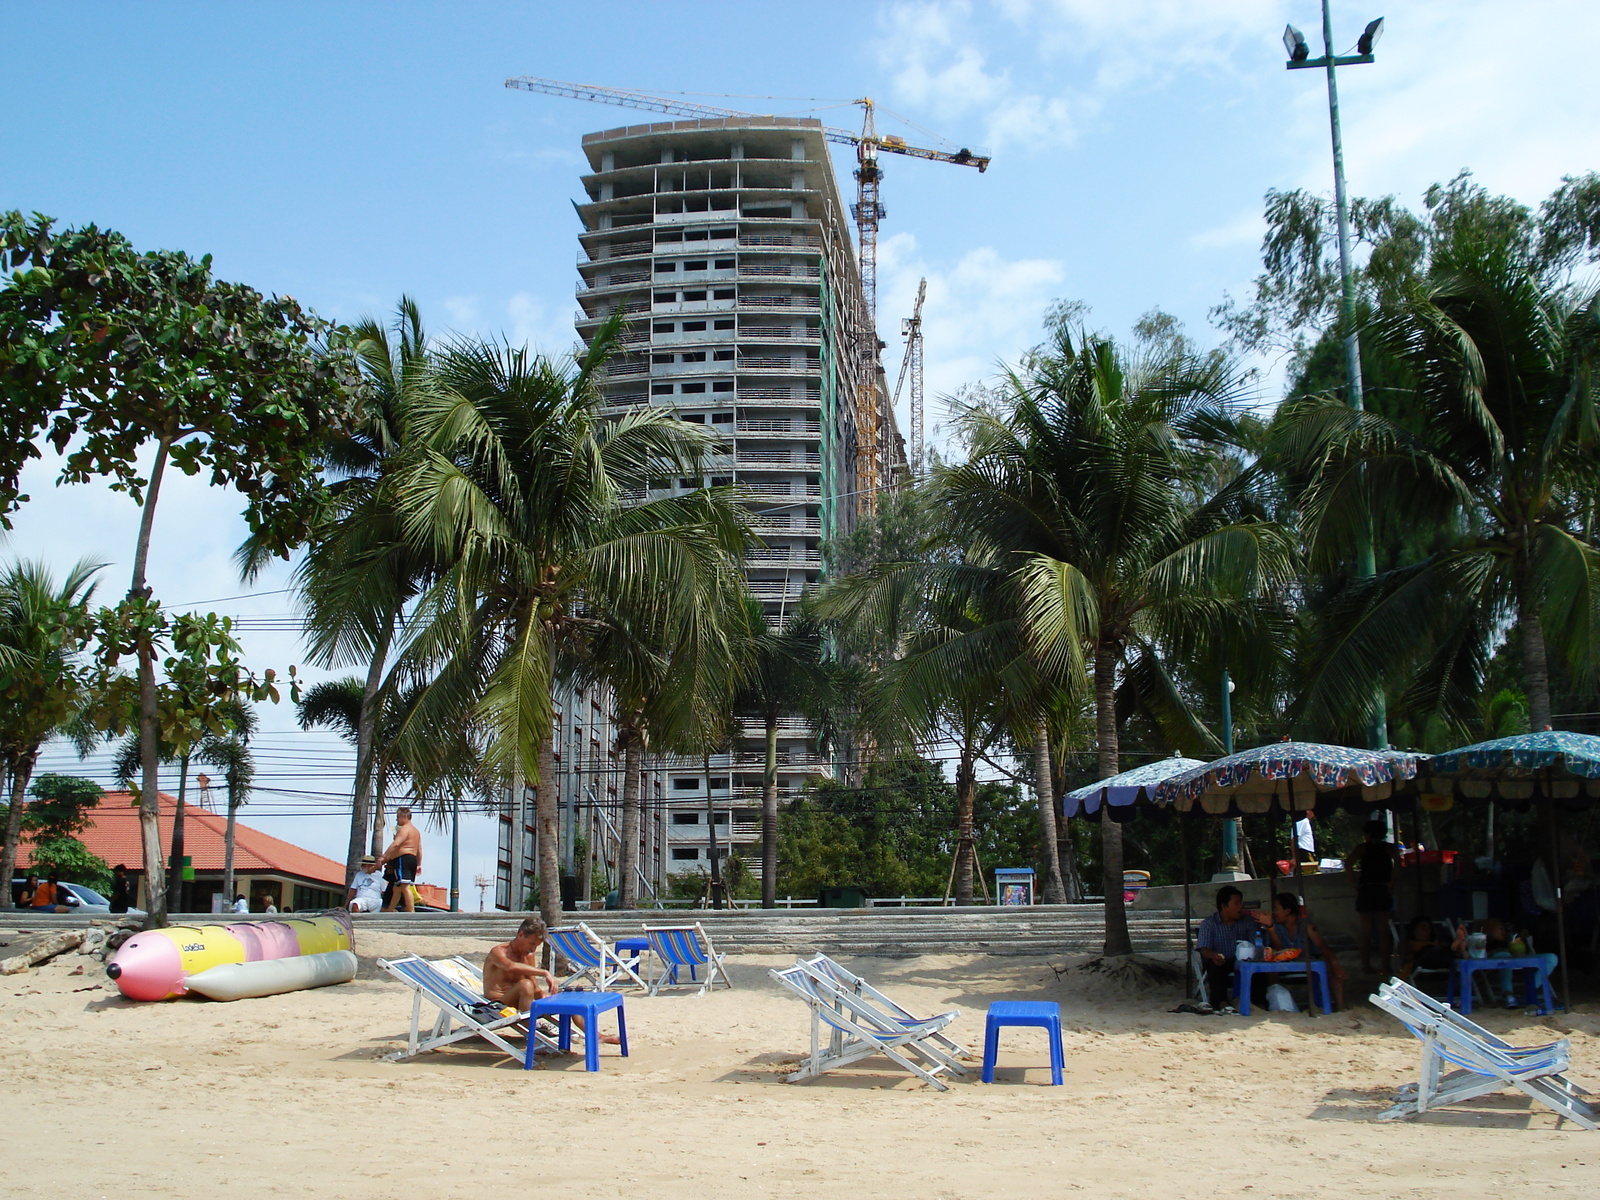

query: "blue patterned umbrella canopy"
xmin=1151 ymin=741 xmax=1421 ymax=817
xmin=1062 ymin=754 xmax=1208 ymax=820
xmin=1422 ymin=730 xmax=1600 ymax=807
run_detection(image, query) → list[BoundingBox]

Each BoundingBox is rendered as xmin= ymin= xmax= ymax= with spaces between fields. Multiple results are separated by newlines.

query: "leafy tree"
xmin=1268 ymin=178 xmax=1600 ymax=735
xmin=15 ymin=773 xmax=110 ymax=893
xmin=0 ymin=213 xmax=364 ymax=924
xmin=0 ymin=559 xmax=101 ymax=907
xmin=391 ymin=327 xmax=749 ymax=926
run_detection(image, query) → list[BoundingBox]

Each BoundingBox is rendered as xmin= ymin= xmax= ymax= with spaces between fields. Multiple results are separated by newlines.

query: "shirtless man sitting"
xmin=483 ymin=917 xmax=561 ymax=1011
xmin=482 ymin=917 xmax=618 ymax=1044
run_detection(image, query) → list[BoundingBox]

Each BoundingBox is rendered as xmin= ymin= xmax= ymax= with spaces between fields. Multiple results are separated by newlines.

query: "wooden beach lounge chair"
xmin=378 ymin=955 xmax=563 ymax=1064
xmin=770 ymin=959 xmax=969 ymax=1091
xmin=546 ymin=922 xmax=648 ymax=991
xmin=1370 ymin=978 xmax=1597 ymax=1129
xmin=642 ymin=923 xmax=731 ymax=996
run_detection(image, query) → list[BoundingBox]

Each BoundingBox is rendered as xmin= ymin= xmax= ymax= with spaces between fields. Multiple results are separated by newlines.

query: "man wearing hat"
xmin=347 ymin=855 xmax=386 ymax=914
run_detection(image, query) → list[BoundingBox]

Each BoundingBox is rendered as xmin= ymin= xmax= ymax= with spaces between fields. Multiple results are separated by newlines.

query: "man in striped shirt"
xmin=1196 ymin=885 xmax=1272 ymax=1010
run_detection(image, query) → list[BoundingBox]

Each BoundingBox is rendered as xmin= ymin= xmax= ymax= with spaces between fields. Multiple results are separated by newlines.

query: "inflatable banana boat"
xmin=107 ymin=911 xmax=355 ymax=1002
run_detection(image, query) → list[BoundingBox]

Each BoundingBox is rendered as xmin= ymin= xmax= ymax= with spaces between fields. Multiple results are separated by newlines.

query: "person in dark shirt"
xmin=1195 ymin=885 xmax=1272 ymax=1010
xmin=1347 ymin=820 xmax=1400 ymax=973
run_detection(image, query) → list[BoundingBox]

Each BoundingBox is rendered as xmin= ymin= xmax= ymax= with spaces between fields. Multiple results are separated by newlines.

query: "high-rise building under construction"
xmin=570 ymin=116 xmax=902 ymax=892
xmin=496 ymin=116 xmax=904 ymax=908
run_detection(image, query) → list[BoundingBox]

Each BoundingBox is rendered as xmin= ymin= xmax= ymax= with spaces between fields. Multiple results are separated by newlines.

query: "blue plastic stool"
xmin=525 ymin=991 xmax=629 ymax=1071
xmin=982 ymin=1000 xmax=1064 ymax=1085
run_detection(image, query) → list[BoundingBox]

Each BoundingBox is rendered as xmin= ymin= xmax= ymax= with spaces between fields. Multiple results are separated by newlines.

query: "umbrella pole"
xmin=1285 ymin=777 xmax=1319 ymax=1018
xmin=1181 ymin=816 xmax=1194 ymax=1000
xmin=1547 ymin=800 xmax=1572 ymax=1013
xmin=1412 ymin=798 xmax=1425 ymax=927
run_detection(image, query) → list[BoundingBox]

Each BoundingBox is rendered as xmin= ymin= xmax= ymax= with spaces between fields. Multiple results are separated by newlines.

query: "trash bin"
xmin=818 ymin=886 xmax=869 ymax=909
xmin=995 ymin=867 xmax=1035 ymax=906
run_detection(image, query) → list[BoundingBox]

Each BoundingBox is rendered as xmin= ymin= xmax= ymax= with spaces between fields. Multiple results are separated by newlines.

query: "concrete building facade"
xmin=497 ymin=117 xmax=899 ymax=907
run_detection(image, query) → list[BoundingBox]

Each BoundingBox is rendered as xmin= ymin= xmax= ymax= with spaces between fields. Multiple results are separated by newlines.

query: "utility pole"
xmin=1215 ymin=669 xmax=1248 ymax=882
xmin=1285 ymin=5 xmax=1387 ymax=751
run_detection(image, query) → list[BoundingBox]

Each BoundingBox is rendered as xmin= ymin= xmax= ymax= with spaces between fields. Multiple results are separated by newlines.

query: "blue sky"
xmin=6 ymin=0 xmax=1598 ymax=898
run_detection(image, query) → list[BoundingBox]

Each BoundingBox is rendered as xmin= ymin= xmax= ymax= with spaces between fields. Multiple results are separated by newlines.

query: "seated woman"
xmin=1477 ymin=917 xmax=1559 ymax=1008
xmin=1267 ymin=892 xmax=1345 ymax=1010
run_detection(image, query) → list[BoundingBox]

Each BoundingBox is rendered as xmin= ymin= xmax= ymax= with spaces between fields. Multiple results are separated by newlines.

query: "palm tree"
xmin=1274 ymin=231 xmax=1600 ymax=735
xmin=0 ymin=559 xmax=102 ymax=907
xmin=244 ymin=298 xmax=433 ymax=883
xmin=730 ymin=601 xmax=845 ymax=908
xmin=991 ymin=325 xmax=1292 ymax=954
xmin=392 ymin=326 xmax=751 ymax=926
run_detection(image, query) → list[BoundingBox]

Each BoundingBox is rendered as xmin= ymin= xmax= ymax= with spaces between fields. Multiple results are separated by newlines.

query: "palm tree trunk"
xmin=370 ymin=778 xmax=388 ymax=859
xmin=0 ymin=760 xmax=23 ymax=909
xmin=1095 ymin=640 xmax=1133 ymax=956
xmin=1033 ymin=723 xmax=1067 ymax=904
xmin=132 ymin=436 xmax=172 ymax=926
xmin=167 ymin=752 xmax=190 ymax=912
xmin=347 ymin=642 xmax=386 ymax=884
xmin=0 ymin=755 xmax=35 ymax=909
xmin=761 ymin=716 xmax=779 ymax=908
xmin=536 ymin=711 xmax=561 ymax=928
xmin=954 ymin=736 xmax=976 ymax=905
xmin=617 ymin=715 xmax=643 ymax=908
xmin=1516 ymin=562 xmax=1554 ymax=730
xmin=1059 ymin=819 xmax=1084 ymax=901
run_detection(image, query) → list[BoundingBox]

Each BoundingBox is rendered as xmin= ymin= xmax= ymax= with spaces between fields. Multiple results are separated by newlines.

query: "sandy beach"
xmin=2 ymin=929 xmax=1596 ymax=1199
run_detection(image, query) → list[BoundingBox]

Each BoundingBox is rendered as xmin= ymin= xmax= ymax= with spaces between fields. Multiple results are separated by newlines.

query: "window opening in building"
xmin=711 ymin=227 xmax=736 ymax=238
xmin=713 ymin=349 xmax=734 ymax=361
xmin=654 ymin=261 xmax=677 ymax=273
xmin=684 ymin=260 xmax=707 ymax=271
xmin=652 ymin=354 xmax=674 ymax=364
xmin=654 ymin=292 xmax=677 ymax=303
xmin=651 ymin=384 xmax=674 ymax=396
xmin=679 ymin=478 xmax=696 ymax=489
xmin=711 ymin=412 xmax=734 ymax=424
xmin=710 ymin=476 xmax=732 ymax=486
xmin=681 ymin=414 xmax=705 ymax=423
xmin=712 ymin=288 xmax=735 ymax=300
xmin=679 ymin=382 xmax=706 ymax=393
xmin=714 ymin=258 xmax=735 ymax=269
xmin=671 ymin=812 xmax=699 ymax=825
xmin=656 ymin=231 xmax=683 ymax=243
xmin=712 ymin=381 xmax=734 ymax=392
xmin=653 ymin=323 xmax=675 ymax=333
xmin=683 ymin=290 xmax=707 ymax=301
xmin=671 ymin=848 xmax=699 ymax=861
xmin=681 ymin=320 xmax=706 ymax=331
xmin=713 ymin=318 xmax=735 ymax=330
xmin=681 ymin=351 xmax=706 ymax=362
xmin=685 ymin=230 xmax=709 ymax=241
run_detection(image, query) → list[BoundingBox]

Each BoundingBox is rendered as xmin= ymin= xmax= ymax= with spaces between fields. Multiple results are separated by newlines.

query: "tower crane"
xmin=505 ymin=76 xmax=987 ymax=513
xmin=890 ymin=277 xmax=927 ymax=479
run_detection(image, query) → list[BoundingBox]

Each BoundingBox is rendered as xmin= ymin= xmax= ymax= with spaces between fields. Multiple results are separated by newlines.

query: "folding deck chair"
xmin=801 ymin=954 xmax=971 ymax=1064
xmin=546 ymin=922 xmax=648 ymax=991
xmin=770 ymin=958 xmax=970 ymax=1091
xmin=1370 ymin=978 xmax=1597 ymax=1130
xmin=642 ymin=923 xmax=731 ymax=995
xmin=378 ymin=955 xmax=565 ymax=1064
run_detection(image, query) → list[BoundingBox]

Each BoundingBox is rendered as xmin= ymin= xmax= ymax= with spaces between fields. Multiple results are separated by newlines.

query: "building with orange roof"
xmin=14 ymin=790 xmax=349 ymax=913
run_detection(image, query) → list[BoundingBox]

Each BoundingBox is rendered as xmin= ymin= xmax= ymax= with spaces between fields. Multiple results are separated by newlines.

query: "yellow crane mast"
xmin=891 ymin=277 xmax=928 ymax=479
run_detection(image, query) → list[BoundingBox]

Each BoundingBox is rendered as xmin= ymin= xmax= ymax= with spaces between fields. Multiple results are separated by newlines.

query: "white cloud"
xmin=876 ymin=231 xmax=1066 ymax=458
xmin=441 ymin=295 xmax=480 ymax=328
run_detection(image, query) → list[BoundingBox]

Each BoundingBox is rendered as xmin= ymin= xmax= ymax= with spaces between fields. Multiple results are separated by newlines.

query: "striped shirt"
xmin=1197 ymin=913 xmax=1260 ymax=961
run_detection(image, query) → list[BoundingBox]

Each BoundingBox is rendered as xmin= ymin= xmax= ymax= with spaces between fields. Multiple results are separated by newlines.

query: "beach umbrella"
xmin=1153 ymin=741 xmax=1421 ymax=817
xmin=1154 ymin=742 xmax=1423 ymax=1016
xmin=1062 ymin=753 xmax=1208 ymax=995
xmin=1421 ymin=729 xmax=1600 ymax=1012
xmin=1062 ymin=752 xmax=1210 ymax=821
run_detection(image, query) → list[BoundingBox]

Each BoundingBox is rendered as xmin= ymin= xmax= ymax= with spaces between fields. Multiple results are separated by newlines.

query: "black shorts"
xmin=1355 ymin=884 xmax=1393 ymax=914
xmin=392 ymin=854 xmax=419 ymax=884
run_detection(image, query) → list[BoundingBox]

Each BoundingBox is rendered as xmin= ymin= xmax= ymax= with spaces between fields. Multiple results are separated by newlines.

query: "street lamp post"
xmin=1285 ymin=4 xmax=1388 ymax=751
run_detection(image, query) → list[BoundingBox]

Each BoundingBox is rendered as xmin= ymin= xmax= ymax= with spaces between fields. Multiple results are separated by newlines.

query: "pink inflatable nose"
xmin=107 ymin=933 xmax=185 ymax=1001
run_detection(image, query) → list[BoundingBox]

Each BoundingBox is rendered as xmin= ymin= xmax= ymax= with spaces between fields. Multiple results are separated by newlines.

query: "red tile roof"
xmin=16 ymin=790 xmax=347 ymax=887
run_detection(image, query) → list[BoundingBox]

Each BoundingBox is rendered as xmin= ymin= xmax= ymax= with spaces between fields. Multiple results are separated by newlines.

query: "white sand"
xmin=1 ymin=929 xmax=1596 ymax=1198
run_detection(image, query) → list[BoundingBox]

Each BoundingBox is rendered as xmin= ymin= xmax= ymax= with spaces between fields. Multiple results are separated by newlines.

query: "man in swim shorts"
xmin=347 ymin=854 xmax=385 ymax=913
xmin=378 ymin=806 xmax=422 ymax=912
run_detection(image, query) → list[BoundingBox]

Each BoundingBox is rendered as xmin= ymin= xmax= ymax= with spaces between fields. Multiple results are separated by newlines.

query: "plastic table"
xmin=524 ymin=991 xmax=629 ymax=1071
xmin=1448 ymin=955 xmax=1554 ymax=1016
xmin=982 ymin=1001 xmax=1063 ymax=1085
xmin=614 ymin=936 xmax=649 ymax=973
xmin=1234 ymin=960 xmax=1332 ymax=1015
